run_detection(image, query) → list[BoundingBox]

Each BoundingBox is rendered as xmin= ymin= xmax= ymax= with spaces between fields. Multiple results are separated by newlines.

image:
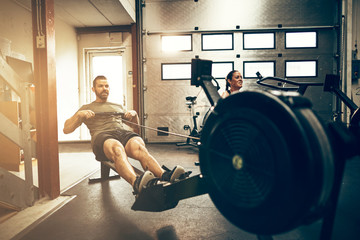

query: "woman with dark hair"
xmin=221 ymin=70 xmax=243 ymax=98
xmin=202 ymin=70 xmax=243 ymax=126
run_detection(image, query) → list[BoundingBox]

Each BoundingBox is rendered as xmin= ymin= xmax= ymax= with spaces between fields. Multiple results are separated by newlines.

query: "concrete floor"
xmin=4 ymin=143 xmax=360 ymax=240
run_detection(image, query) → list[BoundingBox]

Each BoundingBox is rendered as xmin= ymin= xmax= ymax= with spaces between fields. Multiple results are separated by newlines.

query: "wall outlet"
xmin=36 ymin=36 xmax=45 ymax=48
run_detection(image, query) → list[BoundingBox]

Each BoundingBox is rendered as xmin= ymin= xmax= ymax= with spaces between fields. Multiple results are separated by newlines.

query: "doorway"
xmin=87 ymin=49 xmax=126 ymax=105
xmin=82 ymin=48 xmax=127 ymax=140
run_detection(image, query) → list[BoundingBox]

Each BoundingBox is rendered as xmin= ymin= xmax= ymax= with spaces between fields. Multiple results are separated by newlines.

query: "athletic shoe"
xmin=133 ymin=171 xmax=159 ymax=195
xmin=161 ymin=165 xmax=191 ymax=183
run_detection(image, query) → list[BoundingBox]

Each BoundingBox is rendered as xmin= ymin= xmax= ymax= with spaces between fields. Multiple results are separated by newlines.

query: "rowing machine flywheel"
xmin=199 ymin=90 xmax=335 ymax=235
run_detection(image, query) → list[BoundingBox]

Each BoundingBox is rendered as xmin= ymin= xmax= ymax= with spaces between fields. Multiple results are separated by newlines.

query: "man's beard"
xmin=95 ymin=89 xmax=109 ymax=100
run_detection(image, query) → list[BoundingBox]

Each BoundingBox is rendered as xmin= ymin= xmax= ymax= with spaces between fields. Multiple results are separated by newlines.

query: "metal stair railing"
xmin=0 ymin=56 xmax=38 ymax=210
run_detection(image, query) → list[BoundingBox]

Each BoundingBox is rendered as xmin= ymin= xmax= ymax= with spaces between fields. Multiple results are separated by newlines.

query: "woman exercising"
xmin=221 ymin=70 xmax=243 ymax=98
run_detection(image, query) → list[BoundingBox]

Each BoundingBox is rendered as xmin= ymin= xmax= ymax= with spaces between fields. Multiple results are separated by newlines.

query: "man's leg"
xmin=103 ymin=138 xmax=137 ymax=185
xmin=124 ymin=137 xmax=164 ymax=178
xmin=102 ymin=136 xmax=187 ymax=192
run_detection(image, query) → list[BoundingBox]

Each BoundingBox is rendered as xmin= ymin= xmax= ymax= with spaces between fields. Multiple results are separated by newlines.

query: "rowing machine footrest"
xmin=131 ymin=174 xmax=207 ymax=212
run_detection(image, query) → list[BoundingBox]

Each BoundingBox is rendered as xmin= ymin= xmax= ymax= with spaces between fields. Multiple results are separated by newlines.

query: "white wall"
xmin=0 ymin=0 xmax=33 ymax=62
xmin=55 ymin=18 xmax=79 ymax=141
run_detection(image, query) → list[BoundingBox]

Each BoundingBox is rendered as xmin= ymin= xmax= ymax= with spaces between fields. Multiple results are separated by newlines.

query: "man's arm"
xmin=63 ymin=110 xmax=95 ymax=134
xmin=123 ymin=110 xmax=140 ymax=131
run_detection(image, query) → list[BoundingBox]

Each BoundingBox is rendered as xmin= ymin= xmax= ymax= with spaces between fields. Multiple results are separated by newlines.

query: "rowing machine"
xmin=256 ymin=71 xmax=323 ymax=95
xmin=131 ymin=58 xmax=360 ymax=240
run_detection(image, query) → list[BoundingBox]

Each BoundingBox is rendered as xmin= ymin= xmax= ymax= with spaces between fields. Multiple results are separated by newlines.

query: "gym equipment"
xmin=132 ymin=174 xmax=207 ymax=211
xmin=121 ymin=117 xmax=200 ymax=140
xmin=95 ymin=111 xmax=200 ymax=140
xmin=88 ymin=161 xmax=120 ymax=183
xmin=323 ymin=74 xmax=360 ymax=136
xmin=200 ymin=106 xmax=213 ymax=131
xmin=88 ymin=160 xmax=144 ymax=183
xmin=176 ymin=96 xmax=201 ymax=147
xmin=200 ymin=90 xmax=336 ymax=235
xmin=132 ymin=58 xmax=360 ymax=240
xmin=256 ymin=71 xmax=323 ymax=95
xmin=95 ymin=112 xmax=125 ymax=117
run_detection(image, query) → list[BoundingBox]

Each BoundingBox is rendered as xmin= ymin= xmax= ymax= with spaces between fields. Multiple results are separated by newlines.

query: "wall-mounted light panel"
xmin=212 ymin=62 xmax=234 ymax=79
xmin=243 ymin=61 xmax=275 ymax=78
xmin=243 ymin=32 xmax=275 ymax=49
xmin=285 ymin=60 xmax=317 ymax=77
xmin=161 ymin=35 xmax=192 ymax=52
xmin=161 ymin=63 xmax=191 ymax=80
xmin=202 ymin=33 xmax=234 ymax=51
xmin=285 ymin=31 xmax=317 ymax=48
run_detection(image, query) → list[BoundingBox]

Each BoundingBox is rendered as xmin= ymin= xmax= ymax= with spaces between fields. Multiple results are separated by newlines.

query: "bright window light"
xmin=243 ymin=33 xmax=275 ymax=49
xmin=92 ymin=55 xmax=123 ymax=104
xmin=286 ymin=61 xmax=317 ymax=77
xmin=161 ymin=35 xmax=192 ymax=52
xmin=212 ymin=62 xmax=234 ymax=79
xmin=286 ymin=32 xmax=317 ymax=48
xmin=162 ymin=63 xmax=191 ymax=80
xmin=244 ymin=61 xmax=275 ymax=78
xmin=202 ymin=33 xmax=233 ymax=50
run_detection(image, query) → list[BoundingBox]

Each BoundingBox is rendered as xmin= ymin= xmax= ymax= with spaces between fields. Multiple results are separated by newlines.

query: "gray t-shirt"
xmin=78 ymin=101 xmax=126 ymax=143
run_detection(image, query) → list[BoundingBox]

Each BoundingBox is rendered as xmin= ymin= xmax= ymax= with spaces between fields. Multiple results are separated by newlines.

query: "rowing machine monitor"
xmin=191 ymin=58 xmax=212 ymax=87
xmin=190 ymin=58 xmax=220 ymax=106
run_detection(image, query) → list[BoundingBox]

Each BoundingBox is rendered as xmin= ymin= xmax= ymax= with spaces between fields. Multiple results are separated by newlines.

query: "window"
xmin=243 ymin=61 xmax=275 ymax=78
xmin=243 ymin=33 xmax=275 ymax=49
xmin=202 ymin=33 xmax=234 ymax=51
xmin=285 ymin=31 xmax=317 ymax=48
xmin=212 ymin=62 xmax=234 ymax=79
xmin=161 ymin=35 xmax=192 ymax=52
xmin=88 ymin=50 xmax=125 ymax=105
xmin=161 ymin=63 xmax=191 ymax=80
xmin=285 ymin=60 xmax=317 ymax=77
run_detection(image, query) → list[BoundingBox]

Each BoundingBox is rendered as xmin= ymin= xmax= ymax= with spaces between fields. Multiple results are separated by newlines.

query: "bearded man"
xmin=63 ymin=75 xmax=186 ymax=195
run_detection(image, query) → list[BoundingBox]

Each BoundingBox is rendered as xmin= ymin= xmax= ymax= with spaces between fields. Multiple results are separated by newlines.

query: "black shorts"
xmin=92 ymin=129 xmax=139 ymax=162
